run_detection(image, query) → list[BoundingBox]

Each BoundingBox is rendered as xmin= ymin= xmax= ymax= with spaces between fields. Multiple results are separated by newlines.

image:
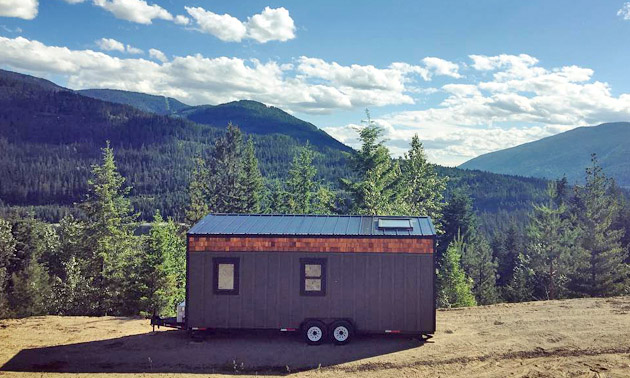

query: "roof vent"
xmin=378 ymin=218 xmax=413 ymax=230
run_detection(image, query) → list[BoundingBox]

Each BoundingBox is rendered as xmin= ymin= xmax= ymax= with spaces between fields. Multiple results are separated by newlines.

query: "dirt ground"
xmin=1 ymin=297 xmax=630 ymax=378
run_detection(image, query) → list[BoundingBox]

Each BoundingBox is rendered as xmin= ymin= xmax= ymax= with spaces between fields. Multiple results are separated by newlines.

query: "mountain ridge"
xmin=460 ymin=122 xmax=630 ymax=188
xmin=76 ymin=88 xmax=350 ymax=151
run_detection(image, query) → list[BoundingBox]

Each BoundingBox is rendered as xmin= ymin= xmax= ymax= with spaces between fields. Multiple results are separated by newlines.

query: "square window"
xmin=213 ymin=257 xmax=239 ymax=295
xmin=300 ymin=258 xmax=326 ymax=296
xmin=305 ymin=264 xmax=322 ymax=278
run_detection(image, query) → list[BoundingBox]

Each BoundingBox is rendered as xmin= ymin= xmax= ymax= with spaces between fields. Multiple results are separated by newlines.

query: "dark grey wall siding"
xmin=188 ymin=251 xmax=434 ymax=333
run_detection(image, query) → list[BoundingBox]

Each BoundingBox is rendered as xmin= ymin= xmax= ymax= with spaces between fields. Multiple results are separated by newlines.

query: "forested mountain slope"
xmin=460 ymin=122 xmax=630 ymax=188
xmin=175 ymin=100 xmax=351 ymax=151
xmin=0 ymin=69 xmax=549 ymax=223
xmin=77 ymin=87 xmax=349 ymax=151
xmin=0 ymin=70 xmax=348 ymax=221
xmin=77 ymin=88 xmax=189 ymax=115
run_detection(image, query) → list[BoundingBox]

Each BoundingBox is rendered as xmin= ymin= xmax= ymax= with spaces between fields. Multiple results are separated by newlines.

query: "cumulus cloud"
xmin=0 ymin=0 xmax=38 ymax=20
xmin=325 ymin=54 xmax=630 ymax=165
xmin=95 ymin=37 xmax=124 ymax=52
xmin=245 ymin=6 xmax=295 ymax=43
xmin=185 ymin=7 xmax=246 ymax=42
xmin=95 ymin=38 xmax=143 ymax=54
xmin=185 ymin=6 xmax=296 ymax=43
xmin=125 ymin=45 xmax=143 ymax=54
xmin=0 ymin=36 xmax=427 ymax=114
xmin=149 ymin=48 xmax=167 ymax=62
xmin=618 ymin=2 xmax=630 ymax=20
xmin=2 ymin=36 xmax=629 ymax=165
xmin=92 ymin=0 xmax=173 ymax=24
xmin=173 ymin=14 xmax=190 ymax=25
xmin=422 ymin=57 xmax=462 ymax=79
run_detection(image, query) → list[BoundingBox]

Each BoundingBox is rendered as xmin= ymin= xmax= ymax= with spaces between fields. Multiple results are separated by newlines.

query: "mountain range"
xmin=79 ymin=89 xmax=350 ymax=151
xmin=460 ymin=122 xmax=630 ymax=188
xmin=0 ymin=68 xmax=551 ymax=228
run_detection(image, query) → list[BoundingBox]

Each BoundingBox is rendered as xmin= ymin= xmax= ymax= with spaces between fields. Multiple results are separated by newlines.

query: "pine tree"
xmin=437 ymin=233 xmax=476 ymax=308
xmin=495 ymin=224 xmax=521 ymax=288
xmin=185 ymin=156 xmax=209 ymax=225
xmin=3 ymin=214 xmax=57 ymax=317
xmin=438 ymin=191 xmax=477 ymax=267
xmin=569 ymin=154 xmax=629 ymax=297
xmin=341 ymin=110 xmax=405 ymax=215
xmin=208 ymin=124 xmax=247 ymax=213
xmin=503 ymin=252 xmax=535 ymax=302
xmin=80 ymin=141 xmax=139 ymax=315
xmin=287 ymin=143 xmax=318 ymax=213
xmin=267 ymin=180 xmax=289 ymax=214
xmin=10 ymin=259 xmax=53 ymax=317
xmin=242 ymin=136 xmax=264 ymax=213
xmin=401 ymin=134 xmax=447 ymax=220
xmin=311 ymin=186 xmax=336 ymax=215
xmin=526 ymin=182 xmax=578 ymax=300
xmin=462 ymin=235 xmax=499 ymax=305
xmin=0 ymin=218 xmax=16 ymax=317
xmin=138 ymin=211 xmax=185 ymax=316
xmin=49 ymin=215 xmax=93 ymax=315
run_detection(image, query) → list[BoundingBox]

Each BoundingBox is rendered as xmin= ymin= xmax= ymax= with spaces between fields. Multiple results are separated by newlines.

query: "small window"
xmin=300 ymin=258 xmax=326 ymax=296
xmin=378 ymin=218 xmax=412 ymax=230
xmin=213 ymin=257 xmax=239 ymax=295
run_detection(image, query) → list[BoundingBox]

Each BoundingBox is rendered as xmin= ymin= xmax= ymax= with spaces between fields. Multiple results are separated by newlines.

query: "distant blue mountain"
xmin=460 ymin=122 xmax=630 ymax=188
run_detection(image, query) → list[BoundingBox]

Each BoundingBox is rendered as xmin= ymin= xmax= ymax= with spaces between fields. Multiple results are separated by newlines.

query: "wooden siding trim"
xmin=188 ymin=236 xmax=434 ymax=254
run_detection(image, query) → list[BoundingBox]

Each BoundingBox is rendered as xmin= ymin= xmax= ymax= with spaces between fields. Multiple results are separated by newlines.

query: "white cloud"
xmin=185 ymin=6 xmax=246 ymax=42
xmin=185 ymin=6 xmax=296 ymax=43
xmin=149 ymin=48 xmax=167 ymax=62
xmin=173 ymin=14 xmax=190 ymax=25
xmin=422 ymin=57 xmax=462 ymax=79
xmin=2 ymin=36 xmax=629 ymax=165
xmin=95 ymin=38 xmax=142 ymax=54
xmin=0 ymin=0 xmax=38 ymax=20
xmin=618 ymin=2 xmax=630 ymax=20
xmin=96 ymin=37 xmax=125 ymax=52
xmin=0 ymin=36 xmax=429 ymax=115
xmin=92 ymin=0 xmax=173 ymax=24
xmin=326 ymin=54 xmax=630 ymax=165
xmin=125 ymin=45 xmax=143 ymax=54
xmin=245 ymin=7 xmax=295 ymax=43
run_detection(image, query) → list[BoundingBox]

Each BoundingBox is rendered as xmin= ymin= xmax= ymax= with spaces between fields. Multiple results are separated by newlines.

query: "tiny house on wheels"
xmin=153 ymin=214 xmax=437 ymax=345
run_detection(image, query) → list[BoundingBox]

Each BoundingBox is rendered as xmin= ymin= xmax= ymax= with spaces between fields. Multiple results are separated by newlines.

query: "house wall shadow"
xmin=1 ymin=329 xmax=426 ymax=375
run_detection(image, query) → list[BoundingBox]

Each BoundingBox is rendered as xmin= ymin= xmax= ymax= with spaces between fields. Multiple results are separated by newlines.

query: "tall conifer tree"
xmin=80 ymin=142 xmax=138 ymax=314
xmin=526 ymin=182 xmax=577 ymax=299
xmin=401 ymin=134 xmax=447 ymax=220
xmin=569 ymin=155 xmax=629 ymax=297
xmin=342 ymin=110 xmax=405 ymax=215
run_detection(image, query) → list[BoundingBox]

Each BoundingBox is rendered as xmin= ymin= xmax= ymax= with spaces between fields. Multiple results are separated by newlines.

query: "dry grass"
xmin=1 ymin=296 xmax=630 ymax=377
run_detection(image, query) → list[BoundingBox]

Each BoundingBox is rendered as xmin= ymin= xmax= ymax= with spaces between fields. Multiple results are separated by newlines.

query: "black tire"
xmin=329 ymin=320 xmax=353 ymax=345
xmin=302 ymin=320 xmax=327 ymax=345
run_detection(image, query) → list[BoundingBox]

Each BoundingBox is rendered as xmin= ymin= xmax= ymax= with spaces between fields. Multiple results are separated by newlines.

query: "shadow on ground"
xmin=1 ymin=329 xmax=426 ymax=375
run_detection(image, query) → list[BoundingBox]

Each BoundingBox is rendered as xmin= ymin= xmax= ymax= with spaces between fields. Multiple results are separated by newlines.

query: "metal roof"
xmin=188 ymin=214 xmax=436 ymax=237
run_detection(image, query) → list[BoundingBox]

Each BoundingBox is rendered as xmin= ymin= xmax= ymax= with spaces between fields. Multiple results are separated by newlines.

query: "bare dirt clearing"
xmin=1 ymin=297 xmax=630 ymax=377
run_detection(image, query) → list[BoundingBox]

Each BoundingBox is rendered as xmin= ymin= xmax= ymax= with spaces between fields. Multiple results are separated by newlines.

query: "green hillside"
xmin=0 ymin=69 xmax=550 ymax=225
xmin=0 ymin=70 xmax=348 ymax=221
xmin=175 ymin=100 xmax=351 ymax=151
xmin=460 ymin=122 xmax=630 ymax=188
xmin=77 ymin=88 xmax=190 ymax=115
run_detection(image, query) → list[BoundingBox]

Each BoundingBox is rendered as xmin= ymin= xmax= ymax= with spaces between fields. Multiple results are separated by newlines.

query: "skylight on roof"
xmin=378 ymin=218 xmax=412 ymax=230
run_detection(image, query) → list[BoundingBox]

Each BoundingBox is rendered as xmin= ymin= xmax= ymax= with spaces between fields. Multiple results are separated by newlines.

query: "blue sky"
xmin=1 ymin=0 xmax=630 ymax=165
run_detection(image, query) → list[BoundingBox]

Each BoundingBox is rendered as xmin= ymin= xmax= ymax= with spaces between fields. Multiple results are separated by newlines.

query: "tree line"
xmin=1 ymin=113 xmax=629 ymax=318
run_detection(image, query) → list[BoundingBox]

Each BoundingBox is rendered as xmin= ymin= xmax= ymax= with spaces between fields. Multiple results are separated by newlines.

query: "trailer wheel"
xmin=329 ymin=320 xmax=353 ymax=345
xmin=302 ymin=320 xmax=326 ymax=345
